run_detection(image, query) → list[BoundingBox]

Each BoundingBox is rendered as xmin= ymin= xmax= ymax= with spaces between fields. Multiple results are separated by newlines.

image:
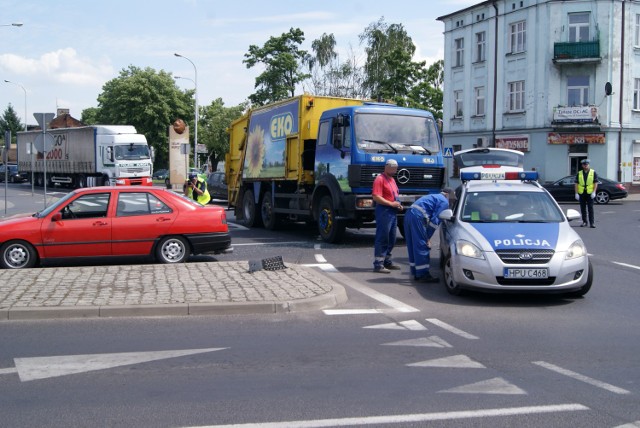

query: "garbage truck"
xmin=226 ymin=94 xmax=445 ymax=243
xmin=16 ymin=125 xmax=154 ymax=188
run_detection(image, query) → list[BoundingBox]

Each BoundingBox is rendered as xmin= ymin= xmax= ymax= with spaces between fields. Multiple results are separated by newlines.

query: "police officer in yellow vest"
xmin=186 ymin=173 xmax=211 ymax=205
xmin=574 ymin=158 xmax=598 ymax=228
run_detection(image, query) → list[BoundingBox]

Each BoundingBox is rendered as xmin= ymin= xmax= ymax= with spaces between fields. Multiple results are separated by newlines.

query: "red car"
xmin=0 ymin=187 xmax=232 ymax=269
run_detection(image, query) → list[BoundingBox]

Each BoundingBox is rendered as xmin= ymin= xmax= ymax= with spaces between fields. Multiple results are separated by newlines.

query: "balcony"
xmin=553 ymin=40 xmax=601 ymax=64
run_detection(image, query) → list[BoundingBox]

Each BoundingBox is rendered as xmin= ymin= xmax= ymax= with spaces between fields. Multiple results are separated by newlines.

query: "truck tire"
xmin=242 ymin=190 xmax=263 ymax=227
xmin=318 ymin=195 xmax=345 ymax=243
xmin=35 ymin=173 xmax=44 ymax=187
xmin=77 ymin=175 xmax=86 ymax=189
xmin=261 ymin=191 xmax=278 ymax=230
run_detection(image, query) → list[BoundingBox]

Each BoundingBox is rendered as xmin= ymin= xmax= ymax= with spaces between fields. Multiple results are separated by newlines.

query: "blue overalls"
xmin=373 ymin=176 xmax=399 ymax=270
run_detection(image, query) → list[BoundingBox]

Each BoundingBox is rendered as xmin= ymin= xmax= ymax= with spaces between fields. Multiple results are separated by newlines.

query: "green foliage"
xmin=89 ymin=65 xmax=192 ymax=167
xmin=406 ymin=60 xmax=444 ymax=120
xmin=198 ymin=98 xmax=247 ymax=171
xmin=80 ymin=107 xmax=99 ymax=125
xmin=243 ymin=28 xmax=310 ymax=106
xmin=0 ymin=104 xmax=23 ymax=146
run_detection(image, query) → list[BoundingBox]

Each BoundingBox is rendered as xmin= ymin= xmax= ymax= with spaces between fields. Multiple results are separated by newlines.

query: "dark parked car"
xmin=0 ymin=164 xmax=28 ymax=183
xmin=207 ymin=172 xmax=228 ymax=200
xmin=542 ymin=175 xmax=628 ymax=204
xmin=152 ymin=168 xmax=168 ymax=180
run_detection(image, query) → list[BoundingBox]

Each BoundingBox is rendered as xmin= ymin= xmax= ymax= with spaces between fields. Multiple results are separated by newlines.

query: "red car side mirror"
xmin=52 ymin=212 xmax=62 ymax=222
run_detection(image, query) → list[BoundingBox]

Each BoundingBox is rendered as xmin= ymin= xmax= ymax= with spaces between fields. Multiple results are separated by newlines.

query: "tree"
xmin=359 ymin=17 xmax=423 ymax=105
xmin=198 ymin=98 xmax=246 ymax=172
xmin=406 ymin=60 xmax=444 ymax=119
xmin=243 ymin=28 xmax=310 ymax=106
xmin=303 ymin=34 xmax=367 ymax=99
xmin=80 ymin=107 xmax=100 ymax=125
xmin=0 ymin=104 xmax=23 ymax=146
xmin=88 ymin=66 xmax=193 ymax=167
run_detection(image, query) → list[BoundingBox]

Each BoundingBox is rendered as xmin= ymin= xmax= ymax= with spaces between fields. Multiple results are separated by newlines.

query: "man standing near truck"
xmin=372 ymin=159 xmax=403 ymax=273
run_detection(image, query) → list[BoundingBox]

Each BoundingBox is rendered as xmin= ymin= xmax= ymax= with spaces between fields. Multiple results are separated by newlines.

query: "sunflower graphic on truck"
xmin=246 ymin=124 xmax=265 ymax=177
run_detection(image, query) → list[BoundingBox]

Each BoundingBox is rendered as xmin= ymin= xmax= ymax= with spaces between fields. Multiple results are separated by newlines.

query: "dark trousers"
xmin=579 ymin=193 xmax=595 ymax=225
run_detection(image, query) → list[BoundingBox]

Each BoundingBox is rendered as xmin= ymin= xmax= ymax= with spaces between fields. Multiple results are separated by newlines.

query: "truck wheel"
xmin=1 ymin=240 xmax=38 ymax=269
xmin=77 ymin=175 xmax=86 ymax=188
xmin=155 ymin=236 xmax=189 ymax=263
xmin=242 ymin=190 xmax=263 ymax=227
xmin=318 ymin=195 xmax=345 ymax=243
xmin=261 ymin=191 xmax=278 ymax=230
xmin=35 ymin=173 xmax=44 ymax=187
xmin=101 ymin=175 xmax=111 ymax=186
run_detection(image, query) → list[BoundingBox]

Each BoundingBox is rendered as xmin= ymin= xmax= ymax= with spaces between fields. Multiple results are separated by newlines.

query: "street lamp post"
xmin=4 ymin=79 xmax=32 ymax=195
xmin=174 ymin=53 xmax=198 ymax=170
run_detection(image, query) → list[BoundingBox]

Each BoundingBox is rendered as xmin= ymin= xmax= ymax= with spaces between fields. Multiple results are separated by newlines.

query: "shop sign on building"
xmin=495 ymin=134 xmax=529 ymax=151
xmin=547 ymin=132 xmax=605 ymax=145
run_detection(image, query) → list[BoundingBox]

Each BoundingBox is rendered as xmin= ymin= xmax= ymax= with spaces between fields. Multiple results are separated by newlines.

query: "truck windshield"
xmin=115 ymin=144 xmax=150 ymax=160
xmin=354 ymin=113 xmax=440 ymax=154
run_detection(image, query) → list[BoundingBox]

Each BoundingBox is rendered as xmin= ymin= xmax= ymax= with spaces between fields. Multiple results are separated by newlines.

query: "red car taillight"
xmin=616 ymin=183 xmax=626 ymax=190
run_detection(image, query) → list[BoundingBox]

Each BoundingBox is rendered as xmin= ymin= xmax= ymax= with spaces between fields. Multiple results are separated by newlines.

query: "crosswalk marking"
xmin=440 ymin=377 xmax=527 ymax=395
xmin=324 ymin=309 xmax=380 ymax=315
xmin=407 ymin=354 xmax=486 ymax=368
xmin=382 ymin=336 xmax=452 ymax=348
xmin=363 ymin=320 xmax=426 ymax=331
xmin=533 ymin=361 xmax=630 ymax=394
xmin=425 ymin=318 xmax=479 ymax=339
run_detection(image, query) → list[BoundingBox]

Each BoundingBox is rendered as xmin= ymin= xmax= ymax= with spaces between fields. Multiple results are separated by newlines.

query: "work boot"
xmin=415 ymin=274 xmax=439 ymax=283
xmin=590 ymin=224 xmax=596 ymax=228
xmin=581 ymin=222 xmax=587 ymax=227
xmin=384 ymin=264 xmax=401 ymax=270
xmin=373 ymin=266 xmax=391 ymax=274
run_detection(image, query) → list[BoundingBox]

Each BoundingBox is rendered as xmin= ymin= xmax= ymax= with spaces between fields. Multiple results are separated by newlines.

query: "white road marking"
xmin=382 ymin=337 xmax=452 ymax=348
xmin=440 ymin=377 xmax=527 ymax=395
xmin=613 ymin=421 xmax=640 ymax=428
xmin=323 ymin=309 xmax=380 ymax=315
xmin=425 ymin=318 xmax=479 ymax=339
xmin=0 ymin=367 xmax=18 ymax=375
xmin=363 ymin=320 xmax=426 ymax=330
xmin=304 ymin=263 xmax=338 ymax=272
xmin=186 ymin=404 xmax=588 ymax=427
xmin=13 ymin=347 xmax=226 ymax=382
xmin=314 ymin=254 xmax=327 ymax=263
xmin=613 ymin=261 xmax=640 ymax=271
xmin=408 ymin=354 xmax=486 ymax=369
xmin=314 ymin=244 xmax=322 ymax=250
xmin=533 ymin=361 xmax=631 ymax=394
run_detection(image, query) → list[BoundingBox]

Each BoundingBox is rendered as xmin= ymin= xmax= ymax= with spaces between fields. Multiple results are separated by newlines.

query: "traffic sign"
xmin=443 ymin=147 xmax=454 ymax=158
xmin=33 ymin=112 xmax=54 ymax=129
xmin=34 ymin=133 xmax=54 ymax=153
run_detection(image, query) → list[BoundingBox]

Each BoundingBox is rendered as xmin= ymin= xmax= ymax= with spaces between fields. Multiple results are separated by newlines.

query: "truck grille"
xmin=495 ymin=249 xmax=555 ymax=264
xmin=124 ymin=168 xmax=146 ymax=173
xmin=350 ymin=165 xmax=444 ymax=190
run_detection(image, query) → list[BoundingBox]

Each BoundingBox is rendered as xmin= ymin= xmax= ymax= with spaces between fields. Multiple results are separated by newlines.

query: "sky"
xmin=1 ymin=0 xmax=476 ymax=128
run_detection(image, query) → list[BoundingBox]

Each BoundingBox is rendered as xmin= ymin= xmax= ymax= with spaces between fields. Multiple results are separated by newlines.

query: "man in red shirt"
xmin=372 ymin=159 xmax=403 ymax=273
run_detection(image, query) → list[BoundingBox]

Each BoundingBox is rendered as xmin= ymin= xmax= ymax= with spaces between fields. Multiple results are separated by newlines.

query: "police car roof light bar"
xmin=460 ymin=171 xmax=539 ymax=181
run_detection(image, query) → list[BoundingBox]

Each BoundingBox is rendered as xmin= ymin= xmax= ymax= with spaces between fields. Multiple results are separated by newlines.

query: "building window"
xmin=475 ymin=32 xmax=486 ymax=62
xmin=509 ymin=21 xmax=526 ymax=53
xmin=567 ymin=76 xmax=589 ymax=106
xmin=475 ymin=87 xmax=485 ymax=116
xmin=454 ymin=90 xmax=464 ymax=117
xmin=634 ymin=79 xmax=640 ymax=110
xmin=569 ymin=12 xmax=590 ymax=42
xmin=455 ymin=38 xmax=464 ymax=67
xmin=636 ymin=14 xmax=640 ymax=46
xmin=508 ymin=81 xmax=525 ymax=112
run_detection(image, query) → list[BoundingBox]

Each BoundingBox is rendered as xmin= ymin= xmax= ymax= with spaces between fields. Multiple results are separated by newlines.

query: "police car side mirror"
xmin=566 ymin=209 xmax=581 ymax=221
xmin=439 ymin=209 xmax=454 ymax=221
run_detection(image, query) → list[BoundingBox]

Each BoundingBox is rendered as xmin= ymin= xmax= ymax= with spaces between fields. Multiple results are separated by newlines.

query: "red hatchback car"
xmin=0 ymin=187 xmax=232 ymax=269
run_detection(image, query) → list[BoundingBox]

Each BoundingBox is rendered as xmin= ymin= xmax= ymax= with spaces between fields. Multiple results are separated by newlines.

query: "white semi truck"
xmin=16 ymin=125 xmax=154 ymax=188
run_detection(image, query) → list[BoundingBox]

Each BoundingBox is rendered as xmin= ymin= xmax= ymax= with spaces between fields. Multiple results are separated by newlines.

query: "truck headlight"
xmin=566 ymin=240 xmax=587 ymax=260
xmin=456 ymin=240 xmax=485 ymax=259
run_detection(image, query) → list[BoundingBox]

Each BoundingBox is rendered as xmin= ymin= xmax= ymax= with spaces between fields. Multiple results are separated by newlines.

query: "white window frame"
xmin=567 ymin=76 xmax=590 ymax=106
xmin=454 ymin=90 xmax=464 ymax=117
xmin=476 ymin=32 xmax=486 ymax=62
xmin=569 ymin=12 xmax=590 ymax=43
xmin=455 ymin=38 xmax=464 ymax=67
xmin=509 ymin=21 xmax=526 ymax=54
xmin=475 ymin=86 xmax=485 ymax=116
xmin=634 ymin=79 xmax=640 ymax=110
xmin=508 ymin=81 xmax=525 ymax=112
xmin=636 ymin=14 xmax=640 ymax=46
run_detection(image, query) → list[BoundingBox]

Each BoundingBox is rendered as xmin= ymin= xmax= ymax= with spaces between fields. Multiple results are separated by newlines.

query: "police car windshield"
xmin=461 ymin=191 xmax=564 ymax=223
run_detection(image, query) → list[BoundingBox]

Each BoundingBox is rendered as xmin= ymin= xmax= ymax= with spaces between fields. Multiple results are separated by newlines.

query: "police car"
xmin=438 ymin=148 xmax=592 ymax=296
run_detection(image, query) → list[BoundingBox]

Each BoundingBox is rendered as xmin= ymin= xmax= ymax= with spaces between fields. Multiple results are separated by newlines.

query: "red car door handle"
xmin=93 ymin=221 xmax=108 ymax=226
xmin=156 ymin=217 xmax=171 ymax=222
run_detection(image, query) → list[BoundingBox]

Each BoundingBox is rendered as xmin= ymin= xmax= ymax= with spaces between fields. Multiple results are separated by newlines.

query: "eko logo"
xmin=270 ymin=112 xmax=294 ymax=141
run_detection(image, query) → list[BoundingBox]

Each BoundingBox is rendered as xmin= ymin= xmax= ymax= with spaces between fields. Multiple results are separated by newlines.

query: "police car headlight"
xmin=566 ymin=240 xmax=587 ymax=260
xmin=456 ymin=240 xmax=485 ymax=259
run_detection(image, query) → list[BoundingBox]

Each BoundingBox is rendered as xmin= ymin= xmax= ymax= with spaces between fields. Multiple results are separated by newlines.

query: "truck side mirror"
xmin=106 ymin=146 xmax=114 ymax=162
xmin=332 ymin=128 xmax=342 ymax=150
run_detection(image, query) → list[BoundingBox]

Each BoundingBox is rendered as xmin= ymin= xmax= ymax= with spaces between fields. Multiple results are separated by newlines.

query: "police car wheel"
xmin=567 ymin=259 xmax=593 ymax=298
xmin=443 ymin=255 xmax=463 ymax=296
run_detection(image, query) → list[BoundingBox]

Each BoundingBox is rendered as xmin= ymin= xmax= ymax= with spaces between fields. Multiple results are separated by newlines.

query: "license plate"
xmin=503 ymin=268 xmax=549 ymax=279
xmin=481 ymin=171 xmax=505 ymax=180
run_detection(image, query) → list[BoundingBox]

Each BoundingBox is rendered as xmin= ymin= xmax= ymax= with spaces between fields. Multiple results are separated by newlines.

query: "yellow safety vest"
xmin=577 ymin=169 xmax=595 ymax=194
xmin=186 ymin=177 xmax=211 ymax=205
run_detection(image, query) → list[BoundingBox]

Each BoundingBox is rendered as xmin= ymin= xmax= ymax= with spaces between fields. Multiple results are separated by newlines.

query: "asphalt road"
xmin=1 ymin=182 xmax=639 ymax=427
